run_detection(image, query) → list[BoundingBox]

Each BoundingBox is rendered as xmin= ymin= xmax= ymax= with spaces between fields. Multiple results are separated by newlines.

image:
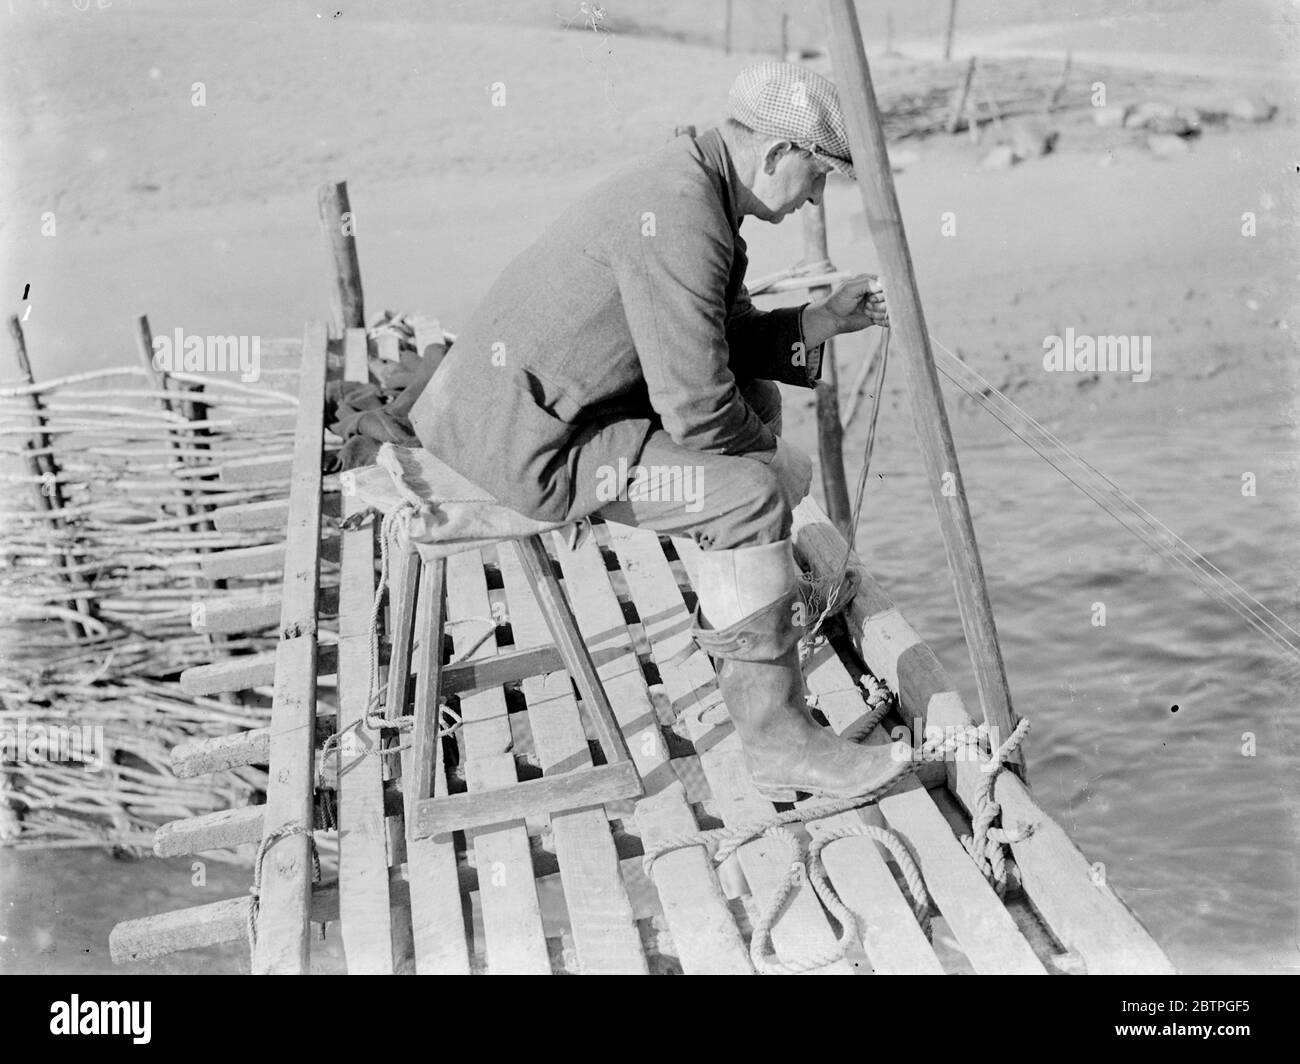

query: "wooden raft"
xmin=109 ymin=325 xmax=1176 ymax=975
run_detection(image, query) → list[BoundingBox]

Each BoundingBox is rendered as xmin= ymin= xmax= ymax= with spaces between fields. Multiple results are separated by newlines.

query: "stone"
xmin=981 ymin=144 xmax=1018 ymax=169
xmin=1092 ymin=103 xmax=1131 ymax=128
xmin=1147 ymin=133 xmax=1191 ymax=158
xmin=1230 ymin=95 xmax=1277 ymax=122
xmin=1008 ymin=117 xmax=1057 ymax=157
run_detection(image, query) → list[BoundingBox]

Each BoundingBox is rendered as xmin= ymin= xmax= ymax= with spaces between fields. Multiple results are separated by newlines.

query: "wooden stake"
xmin=943 ymin=0 xmax=958 ymax=61
xmin=801 ymin=202 xmax=852 ymax=540
xmin=316 ymin=181 xmax=365 ymax=336
xmin=947 ymin=56 xmax=978 ymax=133
xmin=824 ymin=0 xmax=1023 ymax=772
xmin=8 ymin=315 xmax=89 ymax=639
xmin=1047 ymin=51 xmax=1073 ymax=112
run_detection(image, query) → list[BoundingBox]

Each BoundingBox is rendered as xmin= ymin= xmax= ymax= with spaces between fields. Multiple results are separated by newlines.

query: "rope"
xmin=246 ymin=823 xmax=321 ymax=954
xmin=798 ymin=327 xmax=891 ymax=642
xmin=315 ymin=505 xmax=493 ymax=791
xmin=641 ymin=776 xmax=931 ymax=974
xmin=929 ymin=334 xmax=1300 ymax=668
xmin=921 ymin=717 xmax=1034 ymax=897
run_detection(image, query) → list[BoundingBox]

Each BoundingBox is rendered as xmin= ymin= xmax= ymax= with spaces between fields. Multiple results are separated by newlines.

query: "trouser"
xmin=593 ymin=378 xmax=790 ymax=551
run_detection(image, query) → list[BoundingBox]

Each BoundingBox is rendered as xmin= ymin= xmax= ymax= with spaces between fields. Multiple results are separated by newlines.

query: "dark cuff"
xmin=797 ymin=302 xmax=825 ymax=386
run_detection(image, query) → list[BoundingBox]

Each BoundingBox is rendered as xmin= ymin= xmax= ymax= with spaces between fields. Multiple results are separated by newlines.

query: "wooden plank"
xmin=170 ymin=717 xmax=335 ymax=778
xmin=402 ymin=560 xmax=472 ymax=973
xmin=179 ymin=642 xmax=339 ymax=697
xmin=606 ymin=523 xmax=853 ymax=974
xmin=525 ymin=534 xmax=751 ymax=973
xmin=492 ymin=538 xmax=647 ymax=973
xmin=445 ymin=549 xmax=549 ymax=974
xmin=199 ymin=536 xmax=338 ymax=580
xmin=211 ymin=494 xmax=339 ymax=533
xmin=795 ymin=642 xmax=945 ymax=973
xmin=250 ymin=320 xmax=327 ymax=976
xmin=790 ymin=498 xmax=1176 ymax=973
xmin=513 ymin=535 xmax=638 ymax=772
xmin=334 ymin=327 xmax=395 ymax=974
xmin=198 ymin=585 xmax=339 ymax=633
xmin=414 ymin=762 xmax=640 ymax=838
xmin=219 ymin=453 xmax=293 ymax=485
xmin=154 ymin=785 xmax=403 ymax=856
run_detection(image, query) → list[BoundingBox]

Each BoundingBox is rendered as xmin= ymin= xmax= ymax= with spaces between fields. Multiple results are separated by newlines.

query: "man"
xmin=409 ymin=61 xmax=907 ymax=800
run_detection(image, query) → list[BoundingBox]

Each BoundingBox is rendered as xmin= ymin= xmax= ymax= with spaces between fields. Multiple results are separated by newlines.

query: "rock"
xmin=1230 ymin=95 xmax=1277 ymax=122
xmin=1126 ymin=100 xmax=1198 ymax=135
xmin=1147 ymin=133 xmax=1191 ymax=158
xmin=1008 ymin=117 xmax=1057 ymax=158
xmin=1092 ymin=103 xmax=1131 ymax=128
xmin=981 ymin=145 xmax=1018 ymax=169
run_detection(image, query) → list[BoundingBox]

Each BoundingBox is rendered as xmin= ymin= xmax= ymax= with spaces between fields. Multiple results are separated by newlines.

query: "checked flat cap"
xmin=727 ymin=61 xmax=855 ymax=179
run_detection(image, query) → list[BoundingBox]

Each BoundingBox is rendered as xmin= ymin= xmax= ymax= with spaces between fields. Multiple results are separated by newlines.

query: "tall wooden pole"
xmin=317 ymin=181 xmax=365 ymax=336
xmin=824 ymin=0 xmax=1022 ymax=771
xmin=943 ymin=0 xmax=959 ymax=61
xmin=8 ymin=316 xmax=91 ymax=640
xmin=801 ymin=202 xmax=852 ymax=539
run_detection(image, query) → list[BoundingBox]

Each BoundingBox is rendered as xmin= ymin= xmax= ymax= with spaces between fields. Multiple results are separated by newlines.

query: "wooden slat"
xmin=198 ymin=585 xmax=339 ymax=633
xmin=605 ymin=523 xmax=853 ymax=974
xmin=334 ymin=327 xmax=395 ymax=974
xmin=179 ymin=642 xmax=339 ymax=696
xmin=211 ymin=494 xmax=339 ymax=533
xmin=794 ymin=645 xmax=945 ymax=973
xmin=445 ymin=550 xmax=549 ymax=974
xmin=790 ymin=499 xmax=1176 ymax=974
xmin=199 ymin=537 xmax=338 ymax=580
xmin=154 ymin=784 xmax=403 ymax=856
xmin=540 ymin=533 xmax=752 ymax=973
xmin=497 ymin=537 xmax=648 ymax=974
xmin=249 ymin=321 xmax=327 ymax=976
xmin=219 ymin=453 xmax=293 ymax=485
xmin=402 ymin=560 xmax=472 ymax=973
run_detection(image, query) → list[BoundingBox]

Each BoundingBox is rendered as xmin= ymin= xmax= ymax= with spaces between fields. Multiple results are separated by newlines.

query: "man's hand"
xmin=801 ymin=274 xmax=889 ymax=347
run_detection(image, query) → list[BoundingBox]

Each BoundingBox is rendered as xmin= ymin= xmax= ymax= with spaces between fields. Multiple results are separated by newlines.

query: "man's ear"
xmin=762 ymin=139 xmax=796 ymax=174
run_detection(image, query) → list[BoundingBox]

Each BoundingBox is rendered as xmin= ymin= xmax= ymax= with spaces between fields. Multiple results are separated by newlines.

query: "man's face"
xmin=750 ymin=141 xmax=833 ymax=223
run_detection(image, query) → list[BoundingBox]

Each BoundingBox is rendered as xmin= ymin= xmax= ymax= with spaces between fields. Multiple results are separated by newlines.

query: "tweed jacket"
xmin=409 ymin=127 xmax=824 ymax=524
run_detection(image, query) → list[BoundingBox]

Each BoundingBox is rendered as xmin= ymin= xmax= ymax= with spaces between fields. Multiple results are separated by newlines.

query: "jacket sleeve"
xmin=611 ymin=192 xmax=777 ymax=457
xmin=724 ymin=231 xmax=823 ymax=388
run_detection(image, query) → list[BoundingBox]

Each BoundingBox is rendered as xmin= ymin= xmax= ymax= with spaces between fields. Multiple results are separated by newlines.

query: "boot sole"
xmin=752 ymin=758 xmax=913 ymax=804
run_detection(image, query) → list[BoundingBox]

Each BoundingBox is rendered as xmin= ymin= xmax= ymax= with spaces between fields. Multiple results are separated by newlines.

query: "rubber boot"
xmin=690 ymin=540 xmax=912 ymax=801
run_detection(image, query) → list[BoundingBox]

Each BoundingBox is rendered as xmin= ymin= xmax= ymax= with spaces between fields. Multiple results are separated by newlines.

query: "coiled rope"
xmin=641 ymin=778 xmax=930 ymax=975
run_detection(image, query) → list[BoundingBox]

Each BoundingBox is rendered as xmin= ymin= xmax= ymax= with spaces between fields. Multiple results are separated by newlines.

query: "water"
xmin=852 ymin=367 xmax=1299 ymax=973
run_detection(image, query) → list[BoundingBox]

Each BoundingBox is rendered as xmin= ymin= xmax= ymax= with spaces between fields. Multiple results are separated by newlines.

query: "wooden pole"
xmin=8 ymin=316 xmax=90 ymax=639
xmin=802 ymin=201 xmax=852 ymax=540
xmin=943 ymin=0 xmax=958 ymax=61
xmin=1047 ymin=51 xmax=1073 ymax=112
xmin=824 ymin=0 xmax=1023 ymax=771
xmin=317 ymin=181 xmax=365 ymax=336
xmin=947 ymin=55 xmax=978 ymax=133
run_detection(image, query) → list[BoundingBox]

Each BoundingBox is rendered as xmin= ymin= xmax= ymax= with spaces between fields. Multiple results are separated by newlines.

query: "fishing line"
xmin=922 ymin=333 xmax=1300 ymax=664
